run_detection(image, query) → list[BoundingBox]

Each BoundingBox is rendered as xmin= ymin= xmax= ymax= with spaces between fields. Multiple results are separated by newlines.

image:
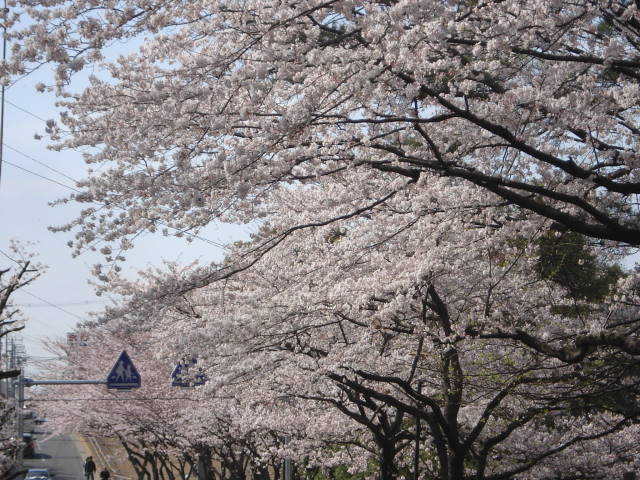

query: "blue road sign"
xmin=107 ymin=351 xmax=141 ymax=390
xmin=170 ymin=362 xmax=189 ymax=387
xmin=171 ymin=357 xmax=206 ymax=388
xmin=193 ymin=368 xmax=207 ymax=386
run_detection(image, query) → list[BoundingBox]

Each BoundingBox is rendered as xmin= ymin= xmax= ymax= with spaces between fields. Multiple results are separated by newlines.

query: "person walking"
xmin=99 ymin=468 xmax=110 ymax=480
xmin=83 ymin=456 xmax=97 ymax=480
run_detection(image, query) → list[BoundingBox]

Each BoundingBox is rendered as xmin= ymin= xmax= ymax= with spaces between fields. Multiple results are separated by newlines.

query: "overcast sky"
xmin=0 ymin=55 xmax=250 ymax=377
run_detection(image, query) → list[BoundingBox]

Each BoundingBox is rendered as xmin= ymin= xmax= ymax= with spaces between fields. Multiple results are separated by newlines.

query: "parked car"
xmin=24 ymin=469 xmax=51 ymax=480
xmin=33 ymin=417 xmax=46 ymax=425
xmin=20 ymin=409 xmax=34 ymax=419
xmin=22 ymin=433 xmax=35 ymax=458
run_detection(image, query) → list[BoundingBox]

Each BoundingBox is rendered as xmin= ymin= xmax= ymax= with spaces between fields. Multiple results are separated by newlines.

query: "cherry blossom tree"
xmin=0 ymin=243 xmax=42 ymax=475
xmin=0 ymin=398 xmax=17 ymax=477
xmin=87 ymin=177 xmax=638 ymax=480
xmin=0 ymin=243 xmax=41 ymax=380
xmin=35 ymin=319 xmax=327 ymax=480
xmin=5 ymin=0 xmax=640 ymax=478
xmin=102 ymin=269 xmax=377 ymax=479
xmin=33 ymin=326 xmax=202 ymax=480
xmin=38 ymin=179 xmax=640 ymax=480
xmin=205 ymin=198 xmax=638 ymax=480
xmin=1 ymin=0 xmax=638 ymax=358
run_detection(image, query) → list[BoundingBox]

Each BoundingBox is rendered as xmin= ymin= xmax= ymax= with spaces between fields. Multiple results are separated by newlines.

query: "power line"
xmin=3 ymin=153 xmax=227 ymax=249
xmin=5 ymin=99 xmax=48 ymax=123
xmin=19 ymin=333 xmax=56 ymax=344
xmin=0 ymin=254 xmax=89 ymax=326
xmin=0 ymin=247 xmax=21 ymax=265
xmin=20 ymin=290 xmax=87 ymax=323
xmin=15 ymin=300 xmax=108 ymax=308
xmin=1 ymin=100 xmax=229 ymax=251
xmin=3 ymin=159 xmax=81 ymax=192
xmin=168 ymin=227 xmax=229 ymax=250
xmin=28 ymin=397 xmax=203 ymax=402
xmin=0 ymin=0 xmax=7 ymax=190
xmin=5 ymin=143 xmax=79 ymax=184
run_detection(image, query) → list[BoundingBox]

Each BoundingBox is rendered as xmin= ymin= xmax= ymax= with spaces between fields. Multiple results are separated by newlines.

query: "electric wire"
xmin=19 ymin=290 xmax=88 ymax=323
xmin=0 ymin=0 xmax=7 ymax=189
xmin=2 ymin=98 xmax=234 ymax=250
xmin=5 ymin=143 xmax=79 ymax=184
xmin=0 ymin=247 xmax=20 ymax=265
xmin=2 ymin=148 xmax=228 ymax=250
xmin=5 ymin=99 xmax=48 ymax=123
xmin=3 ymin=99 xmax=232 ymax=251
xmin=0 ymin=247 xmax=92 ymax=327
xmin=3 ymin=159 xmax=81 ymax=192
xmin=14 ymin=300 xmax=108 ymax=308
xmin=27 ymin=397 xmax=204 ymax=402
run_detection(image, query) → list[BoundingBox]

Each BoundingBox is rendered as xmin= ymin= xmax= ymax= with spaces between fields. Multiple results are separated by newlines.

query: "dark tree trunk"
xmin=378 ymin=439 xmax=397 ymax=480
xmin=414 ymin=415 xmax=421 ymax=480
xmin=197 ymin=446 xmax=215 ymax=480
xmin=448 ymin=452 xmax=465 ymax=480
xmin=252 ymin=463 xmax=270 ymax=480
xmin=148 ymin=451 xmax=160 ymax=480
xmin=118 ymin=437 xmax=151 ymax=480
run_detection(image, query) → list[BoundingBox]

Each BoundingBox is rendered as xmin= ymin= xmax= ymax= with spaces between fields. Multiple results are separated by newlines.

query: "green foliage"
xmin=402 ymin=136 xmax=423 ymax=148
xmin=296 ymin=444 xmax=377 ymax=480
xmin=333 ymin=464 xmax=369 ymax=480
xmin=536 ymin=230 xmax=622 ymax=305
xmin=596 ymin=17 xmax=615 ymax=35
xmin=303 ymin=463 xmax=374 ymax=480
xmin=601 ymin=68 xmax=620 ymax=84
xmin=567 ymin=361 xmax=640 ymax=419
xmin=325 ymin=228 xmax=347 ymax=244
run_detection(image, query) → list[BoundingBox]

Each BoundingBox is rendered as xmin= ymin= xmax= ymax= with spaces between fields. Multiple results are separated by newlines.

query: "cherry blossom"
xmin=9 ymin=0 xmax=640 ymax=478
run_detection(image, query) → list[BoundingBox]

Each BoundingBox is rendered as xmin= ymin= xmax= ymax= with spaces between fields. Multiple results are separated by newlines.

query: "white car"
xmin=25 ymin=469 xmax=51 ymax=480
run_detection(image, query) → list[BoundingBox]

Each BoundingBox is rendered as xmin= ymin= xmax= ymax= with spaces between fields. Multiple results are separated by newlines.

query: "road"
xmin=22 ymin=422 xmax=86 ymax=480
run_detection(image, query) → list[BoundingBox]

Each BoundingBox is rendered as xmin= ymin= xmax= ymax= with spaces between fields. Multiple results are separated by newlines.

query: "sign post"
xmin=16 ymin=351 xmax=141 ymax=466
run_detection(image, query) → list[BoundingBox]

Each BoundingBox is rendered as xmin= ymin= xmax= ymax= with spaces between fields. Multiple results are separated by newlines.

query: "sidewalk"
xmin=77 ymin=434 xmax=136 ymax=480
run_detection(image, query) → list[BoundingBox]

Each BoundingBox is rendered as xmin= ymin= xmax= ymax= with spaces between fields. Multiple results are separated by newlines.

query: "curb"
xmin=75 ymin=434 xmax=130 ymax=480
xmin=74 ymin=433 xmax=93 ymax=460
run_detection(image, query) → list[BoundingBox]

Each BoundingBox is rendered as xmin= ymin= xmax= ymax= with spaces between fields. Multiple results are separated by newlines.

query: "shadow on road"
xmin=30 ymin=453 xmax=52 ymax=460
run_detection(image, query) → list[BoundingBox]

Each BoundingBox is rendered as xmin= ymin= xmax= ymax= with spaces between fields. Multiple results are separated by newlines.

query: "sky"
xmin=0 ymin=48 xmax=251 ymax=376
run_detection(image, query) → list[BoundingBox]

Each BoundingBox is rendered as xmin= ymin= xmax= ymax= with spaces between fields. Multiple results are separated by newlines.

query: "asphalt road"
xmin=22 ymin=423 xmax=86 ymax=480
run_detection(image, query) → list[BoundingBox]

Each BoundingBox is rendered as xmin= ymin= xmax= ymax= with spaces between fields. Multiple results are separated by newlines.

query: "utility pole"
xmin=9 ymin=338 xmax=15 ymax=398
xmin=284 ymin=435 xmax=292 ymax=480
xmin=0 ymin=332 xmax=4 ymax=398
xmin=13 ymin=375 xmax=111 ymax=468
xmin=3 ymin=336 xmax=9 ymax=397
xmin=0 ymin=0 xmax=8 ymax=189
xmin=11 ymin=338 xmax=27 ymax=466
xmin=12 ymin=349 xmax=141 ymax=466
xmin=15 ymin=371 xmax=23 ymax=466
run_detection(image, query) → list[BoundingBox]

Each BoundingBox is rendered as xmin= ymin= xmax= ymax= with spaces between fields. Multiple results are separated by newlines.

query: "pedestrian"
xmin=99 ymin=468 xmax=110 ymax=480
xmin=83 ymin=456 xmax=97 ymax=480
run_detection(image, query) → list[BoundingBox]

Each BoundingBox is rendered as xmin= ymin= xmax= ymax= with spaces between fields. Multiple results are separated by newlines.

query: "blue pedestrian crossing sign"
xmin=107 ymin=351 xmax=141 ymax=390
xmin=171 ymin=356 xmax=206 ymax=388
